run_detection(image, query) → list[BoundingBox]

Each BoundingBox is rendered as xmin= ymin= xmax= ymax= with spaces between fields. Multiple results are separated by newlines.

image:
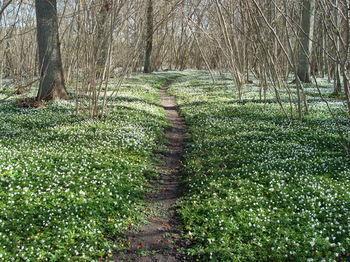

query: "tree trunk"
xmin=341 ymin=0 xmax=350 ymax=114
xmin=35 ymin=0 xmax=68 ymax=101
xmin=333 ymin=0 xmax=342 ymax=94
xmin=143 ymin=0 xmax=153 ymax=74
xmin=95 ymin=0 xmax=110 ymax=78
xmin=4 ymin=41 xmax=13 ymax=77
xmin=297 ymin=0 xmax=316 ymax=83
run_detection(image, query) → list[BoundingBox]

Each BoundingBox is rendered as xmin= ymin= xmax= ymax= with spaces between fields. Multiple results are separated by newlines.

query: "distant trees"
xmin=0 ymin=0 xmax=12 ymax=20
xmin=0 ymin=0 xmax=349 ymax=115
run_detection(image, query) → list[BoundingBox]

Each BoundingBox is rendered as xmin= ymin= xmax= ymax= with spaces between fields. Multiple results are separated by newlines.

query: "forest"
xmin=0 ymin=0 xmax=349 ymax=261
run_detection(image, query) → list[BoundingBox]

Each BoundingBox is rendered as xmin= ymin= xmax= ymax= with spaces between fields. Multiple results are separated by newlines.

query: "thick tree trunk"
xmin=35 ymin=0 xmax=68 ymax=101
xmin=297 ymin=0 xmax=316 ymax=83
xmin=143 ymin=0 xmax=153 ymax=74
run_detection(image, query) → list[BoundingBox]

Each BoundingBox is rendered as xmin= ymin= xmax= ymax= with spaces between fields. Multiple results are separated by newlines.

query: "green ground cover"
xmin=1 ymin=71 xmax=349 ymax=261
xmin=169 ymin=71 xmax=350 ymax=261
xmin=0 ymin=75 xmax=168 ymax=260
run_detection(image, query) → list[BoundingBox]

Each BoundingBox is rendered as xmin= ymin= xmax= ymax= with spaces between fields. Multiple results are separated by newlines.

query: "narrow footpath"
xmin=115 ymin=81 xmax=187 ymax=261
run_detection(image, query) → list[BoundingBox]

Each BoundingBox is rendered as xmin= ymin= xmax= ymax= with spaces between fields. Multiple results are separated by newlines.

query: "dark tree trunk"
xmin=333 ymin=0 xmax=342 ymax=94
xmin=4 ymin=41 xmax=13 ymax=77
xmin=35 ymin=0 xmax=68 ymax=101
xmin=95 ymin=0 xmax=110 ymax=78
xmin=297 ymin=0 xmax=316 ymax=83
xmin=143 ymin=0 xmax=153 ymax=74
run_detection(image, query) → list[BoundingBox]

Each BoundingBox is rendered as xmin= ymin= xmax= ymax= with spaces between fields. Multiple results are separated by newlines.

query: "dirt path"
xmin=115 ymin=81 xmax=186 ymax=261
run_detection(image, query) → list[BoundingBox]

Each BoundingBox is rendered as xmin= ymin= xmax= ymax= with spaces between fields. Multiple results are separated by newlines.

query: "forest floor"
xmin=115 ymin=80 xmax=187 ymax=261
xmin=169 ymin=71 xmax=350 ymax=261
xmin=0 ymin=71 xmax=349 ymax=261
xmin=0 ymin=74 xmax=171 ymax=261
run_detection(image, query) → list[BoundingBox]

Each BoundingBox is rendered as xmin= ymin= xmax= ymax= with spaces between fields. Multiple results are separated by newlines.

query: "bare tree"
xmin=35 ymin=0 xmax=68 ymax=101
xmin=144 ymin=0 xmax=154 ymax=73
xmin=0 ymin=0 xmax=349 ymax=117
xmin=95 ymin=0 xmax=112 ymax=77
xmin=296 ymin=0 xmax=316 ymax=83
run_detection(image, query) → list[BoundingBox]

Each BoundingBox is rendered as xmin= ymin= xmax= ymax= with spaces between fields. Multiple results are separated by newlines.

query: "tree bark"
xmin=297 ymin=0 xmax=316 ymax=83
xmin=341 ymin=0 xmax=350 ymax=114
xmin=333 ymin=0 xmax=342 ymax=94
xmin=143 ymin=0 xmax=153 ymax=74
xmin=95 ymin=0 xmax=110 ymax=78
xmin=35 ymin=0 xmax=68 ymax=101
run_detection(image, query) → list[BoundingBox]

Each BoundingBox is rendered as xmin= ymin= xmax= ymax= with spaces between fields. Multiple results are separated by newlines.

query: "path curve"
xmin=115 ymin=81 xmax=186 ymax=261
